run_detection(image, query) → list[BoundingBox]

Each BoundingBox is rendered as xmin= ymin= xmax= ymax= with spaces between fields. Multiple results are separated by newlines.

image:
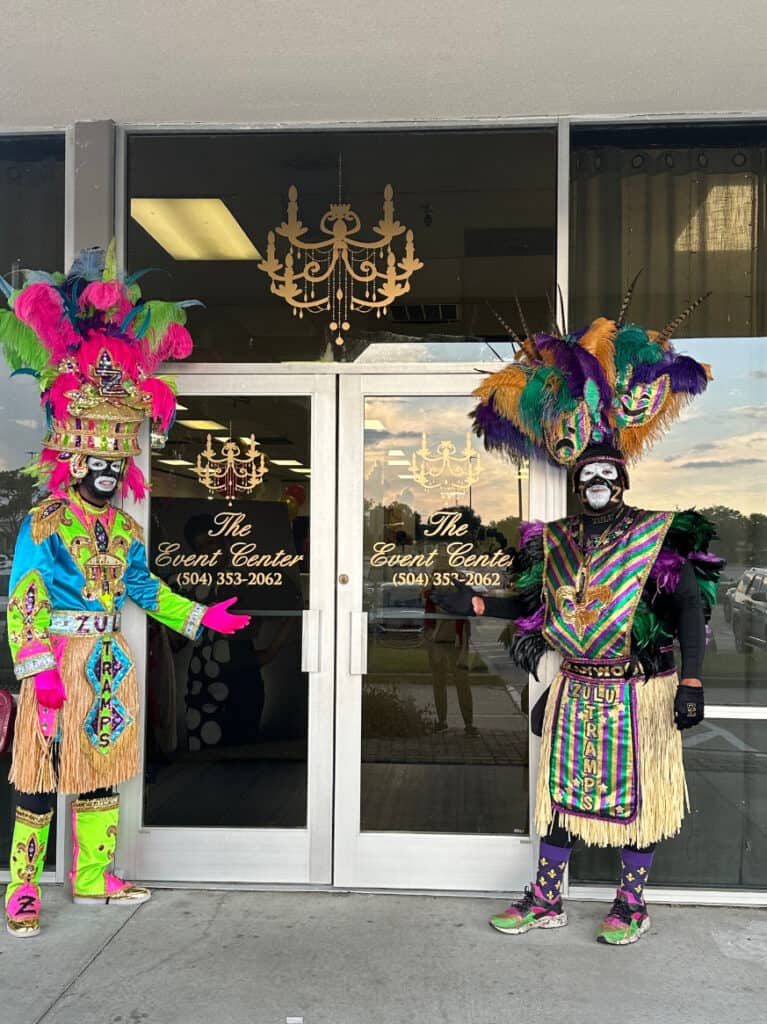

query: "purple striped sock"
xmin=534 ymin=841 xmax=571 ymax=904
xmin=620 ymin=848 xmax=654 ymax=904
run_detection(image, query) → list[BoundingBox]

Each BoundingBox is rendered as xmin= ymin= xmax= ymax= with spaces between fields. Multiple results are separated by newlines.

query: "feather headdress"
xmin=0 ymin=244 xmax=197 ymax=500
xmin=472 ymin=288 xmax=711 ymax=467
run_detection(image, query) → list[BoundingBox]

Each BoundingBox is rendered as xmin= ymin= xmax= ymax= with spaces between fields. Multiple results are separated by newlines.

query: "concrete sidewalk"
xmin=4 ymin=889 xmax=766 ymax=1024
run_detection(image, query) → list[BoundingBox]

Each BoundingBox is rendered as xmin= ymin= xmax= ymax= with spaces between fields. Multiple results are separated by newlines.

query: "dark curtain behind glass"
xmin=0 ymin=135 xmax=65 ymax=868
xmin=571 ymin=123 xmax=767 ymax=336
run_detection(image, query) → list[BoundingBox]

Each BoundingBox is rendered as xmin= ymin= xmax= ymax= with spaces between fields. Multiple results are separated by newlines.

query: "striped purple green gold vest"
xmin=542 ymin=508 xmax=672 ymax=660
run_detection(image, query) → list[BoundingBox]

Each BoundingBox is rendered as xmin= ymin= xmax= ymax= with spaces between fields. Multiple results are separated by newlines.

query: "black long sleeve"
xmin=481 ymin=595 xmax=525 ymax=620
xmin=672 ymin=560 xmax=706 ymax=680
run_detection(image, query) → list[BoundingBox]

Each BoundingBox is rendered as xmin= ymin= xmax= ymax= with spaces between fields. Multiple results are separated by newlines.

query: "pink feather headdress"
xmin=0 ymin=244 xmax=197 ymax=500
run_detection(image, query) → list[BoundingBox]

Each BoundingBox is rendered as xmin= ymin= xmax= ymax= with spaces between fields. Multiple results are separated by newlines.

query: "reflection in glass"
xmin=572 ymin=721 xmax=767 ymax=889
xmin=0 ymin=134 xmax=65 ymax=868
xmin=360 ymin=396 xmax=530 ymax=834
xmin=143 ymin=396 xmax=310 ymax=828
xmin=127 ymin=129 xmax=556 ymax=364
xmin=571 ymin=122 xmax=767 ymax=337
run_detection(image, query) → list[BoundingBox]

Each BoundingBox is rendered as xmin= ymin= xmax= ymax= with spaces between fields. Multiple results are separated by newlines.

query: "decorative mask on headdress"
xmin=0 ymin=244 xmax=197 ymax=500
xmin=471 ymin=280 xmax=712 ymax=468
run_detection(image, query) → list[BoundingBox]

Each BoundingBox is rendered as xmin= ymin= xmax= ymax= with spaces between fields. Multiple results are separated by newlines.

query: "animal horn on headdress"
xmin=557 ymin=284 xmax=568 ymax=337
xmin=654 ymin=292 xmax=712 ymax=346
xmin=544 ymin=292 xmax=563 ymax=338
xmin=514 ymin=294 xmax=532 ymax=342
xmin=616 ymin=269 xmax=644 ymax=327
xmin=485 ymin=301 xmax=523 ymax=346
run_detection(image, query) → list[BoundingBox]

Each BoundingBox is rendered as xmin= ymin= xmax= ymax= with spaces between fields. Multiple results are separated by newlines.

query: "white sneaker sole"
xmin=73 ymin=890 xmax=151 ymax=906
xmin=597 ymin=915 xmax=651 ymax=945
xmin=490 ymin=912 xmax=568 ymax=935
xmin=6 ymin=922 xmax=40 ymax=938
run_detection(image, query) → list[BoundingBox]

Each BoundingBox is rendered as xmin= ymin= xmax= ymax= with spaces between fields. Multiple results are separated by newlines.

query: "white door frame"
xmin=117 ymin=371 xmax=337 ymax=884
xmin=333 ymin=371 xmax=565 ymax=890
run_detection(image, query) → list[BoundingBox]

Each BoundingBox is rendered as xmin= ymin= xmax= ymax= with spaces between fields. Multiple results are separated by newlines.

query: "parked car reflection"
xmin=730 ymin=568 xmax=767 ymax=653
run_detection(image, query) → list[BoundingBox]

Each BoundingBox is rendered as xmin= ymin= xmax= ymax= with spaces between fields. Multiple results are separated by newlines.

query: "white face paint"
xmin=579 ymin=462 xmax=619 ymax=483
xmin=578 ymin=461 xmax=620 ymax=511
xmin=86 ymin=457 xmax=123 ymax=495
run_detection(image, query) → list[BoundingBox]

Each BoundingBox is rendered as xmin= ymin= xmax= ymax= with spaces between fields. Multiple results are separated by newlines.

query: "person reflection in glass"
xmin=423 ymin=584 xmax=478 ymax=736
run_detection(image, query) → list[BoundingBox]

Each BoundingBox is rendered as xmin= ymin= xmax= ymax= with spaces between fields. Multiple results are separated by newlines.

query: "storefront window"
xmin=0 ymin=134 xmax=65 ymax=866
xmin=127 ymin=129 xmax=557 ymax=363
xmin=361 ymin=396 xmax=530 ymax=834
xmin=570 ymin=123 xmax=767 ymax=891
xmin=144 ymin=395 xmax=311 ymax=828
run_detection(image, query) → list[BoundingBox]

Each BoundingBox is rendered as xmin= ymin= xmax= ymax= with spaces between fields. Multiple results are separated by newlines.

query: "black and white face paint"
xmin=577 ymin=461 xmax=624 ymax=513
xmin=82 ymin=457 xmax=124 ymax=500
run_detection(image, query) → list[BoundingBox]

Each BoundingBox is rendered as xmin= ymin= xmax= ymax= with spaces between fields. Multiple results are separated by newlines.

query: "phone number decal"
xmin=176 ymin=571 xmax=284 ymax=587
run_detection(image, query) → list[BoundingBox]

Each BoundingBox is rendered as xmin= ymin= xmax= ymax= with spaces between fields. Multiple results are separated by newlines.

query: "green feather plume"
xmin=515 ymin=561 xmax=543 ymax=592
xmin=632 ymin=600 xmax=672 ymax=649
xmin=140 ymin=301 xmax=188 ymax=352
xmin=670 ymin=510 xmax=717 ymax=551
xmin=614 ymin=325 xmax=663 ymax=376
xmin=0 ymin=310 xmax=49 ymax=374
xmin=518 ymin=367 xmax=559 ymax=437
xmin=696 ymin=578 xmax=717 ymax=611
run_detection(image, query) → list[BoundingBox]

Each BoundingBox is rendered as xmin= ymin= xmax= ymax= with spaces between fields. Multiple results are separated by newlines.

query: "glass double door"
xmin=119 ymin=371 xmax=540 ymax=890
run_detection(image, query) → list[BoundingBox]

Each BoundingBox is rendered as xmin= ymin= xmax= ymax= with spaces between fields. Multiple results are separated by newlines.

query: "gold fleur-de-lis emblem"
xmin=555 ymin=565 xmax=613 ymax=639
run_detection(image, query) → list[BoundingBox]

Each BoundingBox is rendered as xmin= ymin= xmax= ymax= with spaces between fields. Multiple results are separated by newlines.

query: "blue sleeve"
xmin=123 ymin=539 xmax=206 ymax=640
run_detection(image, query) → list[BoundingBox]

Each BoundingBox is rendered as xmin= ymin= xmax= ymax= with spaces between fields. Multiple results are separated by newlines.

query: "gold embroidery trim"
xmin=72 ymin=795 xmax=119 ymax=812
xmin=30 ymin=498 xmax=74 ymax=544
xmin=15 ymin=807 xmax=54 ymax=828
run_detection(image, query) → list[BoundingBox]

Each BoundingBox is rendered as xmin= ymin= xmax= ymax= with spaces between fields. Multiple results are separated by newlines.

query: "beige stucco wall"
xmin=0 ymin=1 xmax=763 ymax=129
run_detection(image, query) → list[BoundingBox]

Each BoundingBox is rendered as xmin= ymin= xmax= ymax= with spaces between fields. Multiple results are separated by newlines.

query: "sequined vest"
xmin=542 ymin=508 xmax=672 ymax=660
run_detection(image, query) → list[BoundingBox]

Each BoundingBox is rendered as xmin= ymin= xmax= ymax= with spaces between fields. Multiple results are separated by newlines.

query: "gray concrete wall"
xmin=0 ymin=1 xmax=763 ymax=129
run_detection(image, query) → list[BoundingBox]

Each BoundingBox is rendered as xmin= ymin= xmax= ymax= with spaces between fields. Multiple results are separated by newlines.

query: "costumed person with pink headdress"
xmin=0 ymin=246 xmax=251 ymax=937
xmin=434 ymin=286 xmax=724 ymax=945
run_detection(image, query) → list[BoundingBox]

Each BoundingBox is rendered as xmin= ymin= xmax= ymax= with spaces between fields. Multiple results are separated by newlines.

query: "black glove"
xmin=674 ymin=684 xmax=704 ymax=731
xmin=529 ymin=685 xmax=550 ymax=737
xmin=430 ymin=581 xmax=476 ymax=618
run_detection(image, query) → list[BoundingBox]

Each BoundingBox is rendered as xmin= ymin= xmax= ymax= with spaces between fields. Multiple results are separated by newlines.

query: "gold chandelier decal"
xmin=194 ymin=434 xmax=268 ymax=504
xmin=257 ymin=184 xmax=423 ymax=346
xmin=410 ymin=432 xmax=481 ymax=500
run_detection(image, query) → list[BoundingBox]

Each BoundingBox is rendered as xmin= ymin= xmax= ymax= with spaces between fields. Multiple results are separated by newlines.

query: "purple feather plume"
xmin=536 ymin=334 xmax=612 ymax=411
xmin=666 ymin=355 xmax=708 ymax=395
xmin=629 ymin=352 xmax=708 ymax=395
xmin=650 ymin=549 xmax=686 ymax=592
xmin=519 ymin=520 xmax=544 ymax=547
xmin=471 ymin=399 xmax=535 ymax=458
xmin=689 ymin=550 xmax=726 ymax=568
xmin=513 ymin=605 xmax=545 ymax=632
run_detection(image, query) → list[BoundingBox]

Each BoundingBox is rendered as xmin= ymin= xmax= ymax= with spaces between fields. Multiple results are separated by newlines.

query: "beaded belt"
xmin=50 ymin=611 xmax=122 ymax=635
xmin=561 ymin=656 xmax=634 ymax=680
xmin=561 ymin=648 xmax=675 ymax=681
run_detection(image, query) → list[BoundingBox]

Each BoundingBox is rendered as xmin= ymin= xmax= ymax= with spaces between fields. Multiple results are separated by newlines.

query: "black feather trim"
xmin=509 ymin=631 xmax=551 ymax=681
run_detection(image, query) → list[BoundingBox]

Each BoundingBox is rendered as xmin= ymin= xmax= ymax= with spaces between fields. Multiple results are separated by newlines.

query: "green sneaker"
xmin=597 ymin=890 xmax=650 ymax=946
xmin=489 ymin=884 xmax=567 ymax=935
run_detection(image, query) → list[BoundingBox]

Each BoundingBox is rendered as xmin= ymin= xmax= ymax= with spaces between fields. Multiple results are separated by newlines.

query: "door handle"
xmin=350 ymin=611 xmax=368 ymax=676
xmin=301 ymin=609 xmax=321 ymax=674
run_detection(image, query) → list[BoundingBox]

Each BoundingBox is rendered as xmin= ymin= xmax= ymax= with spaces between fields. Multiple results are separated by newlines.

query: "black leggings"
xmin=544 ymin=821 xmax=656 ymax=855
xmin=15 ymin=788 xmax=113 ymax=816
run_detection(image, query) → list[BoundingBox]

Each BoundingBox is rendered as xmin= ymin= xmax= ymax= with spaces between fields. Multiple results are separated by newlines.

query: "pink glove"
xmin=34 ymin=668 xmax=66 ymax=710
xmin=202 ymin=597 xmax=251 ymax=635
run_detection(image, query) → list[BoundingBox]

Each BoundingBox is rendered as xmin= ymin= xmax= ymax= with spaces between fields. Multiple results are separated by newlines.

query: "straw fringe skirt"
xmin=534 ymin=670 xmax=688 ymax=848
xmin=10 ymin=631 xmax=139 ymax=795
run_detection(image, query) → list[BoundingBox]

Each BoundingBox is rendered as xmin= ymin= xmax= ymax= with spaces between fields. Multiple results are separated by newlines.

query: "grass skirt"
xmin=535 ymin=670 xmax=688 ymax=848
xmin=10 ymin=631 xmax=139 ymax=795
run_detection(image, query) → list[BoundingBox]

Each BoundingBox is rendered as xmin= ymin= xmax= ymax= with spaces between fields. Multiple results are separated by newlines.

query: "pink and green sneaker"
xmin=489 ymin=884 xmax=567 ymax=935
xmin=597 ymin=890 xmax=650 ymax=946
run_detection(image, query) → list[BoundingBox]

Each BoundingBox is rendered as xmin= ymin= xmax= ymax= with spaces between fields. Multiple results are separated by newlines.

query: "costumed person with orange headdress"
xmin=434 ymin=286 xmax=724 ymax=945
xmin=0 ymin=247 xmax=251 ymax=937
